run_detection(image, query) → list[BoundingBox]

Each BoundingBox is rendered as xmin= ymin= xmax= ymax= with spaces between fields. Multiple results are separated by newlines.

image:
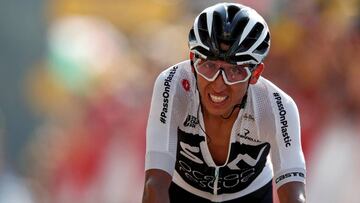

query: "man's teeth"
xmin=210 ymin=94 xmax=227 ymax=103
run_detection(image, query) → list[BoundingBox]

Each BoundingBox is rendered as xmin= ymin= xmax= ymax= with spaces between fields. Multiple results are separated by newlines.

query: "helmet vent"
xmin=231 ymin=16 xmax=249 ymax=41
xmin=197 ymin=13 xmax=210 ymax=44
xmin=253 ymin=32 xmax=270 ymax=54
xmin=231 ymin=54 xmax=258 ymax=63
xmin=227 ymin=5 xmax=241 ymax=22
xmin=238 ymin=22 xmax=264 ymax=52
xmin=248 ymin=22 xmax=264 ymax=39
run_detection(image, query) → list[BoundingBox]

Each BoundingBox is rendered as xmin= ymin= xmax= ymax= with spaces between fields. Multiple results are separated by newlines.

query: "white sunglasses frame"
xmin=193 ymin=59 xmax=252 ymax=85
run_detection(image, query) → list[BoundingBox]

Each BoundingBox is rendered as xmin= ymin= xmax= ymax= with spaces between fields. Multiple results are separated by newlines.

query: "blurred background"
xmin=0 ymin=0 xmax=359 ymax=202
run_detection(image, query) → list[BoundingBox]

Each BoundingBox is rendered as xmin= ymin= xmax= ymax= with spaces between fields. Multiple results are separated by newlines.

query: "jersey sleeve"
xmin=268 ymin=90 xmax=306 ymax=189
xmin=145 ymin=65 xmax=184 ymax=176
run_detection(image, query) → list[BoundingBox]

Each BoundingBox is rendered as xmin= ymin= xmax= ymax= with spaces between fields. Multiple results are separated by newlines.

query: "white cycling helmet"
xmin=189 ymin=3 xmax=270 ymax=65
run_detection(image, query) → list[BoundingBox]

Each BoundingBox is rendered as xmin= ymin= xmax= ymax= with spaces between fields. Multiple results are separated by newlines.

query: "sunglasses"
xmin=193 ymin=58 xmax=256 ymax=85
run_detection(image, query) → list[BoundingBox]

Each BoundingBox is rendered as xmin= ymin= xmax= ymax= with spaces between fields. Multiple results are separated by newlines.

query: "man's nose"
xmin=212 ymin=69 xmax=227 ymax=91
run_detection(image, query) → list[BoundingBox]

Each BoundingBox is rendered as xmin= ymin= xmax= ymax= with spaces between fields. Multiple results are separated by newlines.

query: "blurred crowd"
xmin=0 ymin=0 xmax=359 ymax=202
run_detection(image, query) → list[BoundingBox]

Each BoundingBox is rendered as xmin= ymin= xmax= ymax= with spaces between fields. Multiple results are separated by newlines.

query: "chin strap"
xmin=220 ymin=93 xmax=248 ymax=119
xmin=196 ymin=92 xmax=248 ymax=144
xmin=221 ymin=77 xmax=251 ymax=119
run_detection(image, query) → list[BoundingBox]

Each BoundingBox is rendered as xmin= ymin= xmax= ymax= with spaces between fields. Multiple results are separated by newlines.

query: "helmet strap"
xmin=220 ymin=79 xmax=251 ymax=119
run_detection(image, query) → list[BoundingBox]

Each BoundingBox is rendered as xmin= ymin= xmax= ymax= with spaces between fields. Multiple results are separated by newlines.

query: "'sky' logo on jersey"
xmin=175 ymin=128 xmax=270 ymax=195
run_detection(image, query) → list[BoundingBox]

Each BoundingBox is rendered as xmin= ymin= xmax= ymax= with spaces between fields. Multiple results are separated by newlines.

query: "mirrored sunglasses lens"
xmin=224 ymin=67 xmax=250 ymax=82
xmin=196 ymin=61 xmax=219 ymax=79
xmin=195 ymin=59 xmax=252 ymax=84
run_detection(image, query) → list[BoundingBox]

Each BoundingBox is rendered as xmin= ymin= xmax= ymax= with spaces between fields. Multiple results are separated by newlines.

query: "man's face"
xmin=193 ymin=43 xmax=264 ymax=118
xmin=196 ymin=63 xmax=249 ymax=118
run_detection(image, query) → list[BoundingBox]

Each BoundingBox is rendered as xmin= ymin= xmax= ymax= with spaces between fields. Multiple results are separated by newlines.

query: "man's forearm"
xmin=278 ymin=182 xmax=306 ymax=203
xmin=142 ymin=181 xmax=170 ymax=203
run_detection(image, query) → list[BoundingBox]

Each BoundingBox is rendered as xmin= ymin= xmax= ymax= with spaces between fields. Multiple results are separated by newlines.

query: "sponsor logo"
xmin=275 ymin=171 xmax=305 ymax=184
xmin=183 ymin=115 xmax=198 ymax=128
xmin=227 ymin=143 xmax=268 ymax=171
xmin=178 ymin=142 xmax=269 ymax=191
xmin=273 ymin=92 xmax=291 ymax=147
xmin=182 ymin=79 xmax=190 ymax=91
xmin=179 ymin=141 xmax=203 ymax=164
xmin=237 ymin=129 xmax=261 ymax=143
xmin=160 ymin=66 xmax=178 ymax=124
xmin=176 ymin=128 xmax=270 ymax=195
xmin=178 ymin=160 xmax=255 ymax=190
xmin=243 ymin=113 xmax=255 ymax=121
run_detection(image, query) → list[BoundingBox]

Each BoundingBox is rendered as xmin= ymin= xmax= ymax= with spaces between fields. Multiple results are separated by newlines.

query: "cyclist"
xmin=143 ymin=3 xmax=306 ymax=203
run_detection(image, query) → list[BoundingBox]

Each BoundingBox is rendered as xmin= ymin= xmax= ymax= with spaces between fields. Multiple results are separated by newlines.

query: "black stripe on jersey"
xmin=175 ymin=128 xmax=270 ymax=195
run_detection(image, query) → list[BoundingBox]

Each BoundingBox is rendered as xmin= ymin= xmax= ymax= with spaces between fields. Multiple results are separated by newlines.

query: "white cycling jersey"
xmin=145 ymin=60 xmax=306 ymax=202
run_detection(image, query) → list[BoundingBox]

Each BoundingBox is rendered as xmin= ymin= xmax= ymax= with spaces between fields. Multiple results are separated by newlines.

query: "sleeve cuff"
xmin=145 ymin=151 xmax=176 ymax=176
xmin=274 ymin=168 xmax=306 ymax=189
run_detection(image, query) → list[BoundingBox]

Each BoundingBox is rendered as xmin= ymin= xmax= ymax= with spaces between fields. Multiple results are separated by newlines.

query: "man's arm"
xmin=277 ymin=182 xmax=306 ymax=203
xmin=142 ymin=169 xmax=172 ymax=203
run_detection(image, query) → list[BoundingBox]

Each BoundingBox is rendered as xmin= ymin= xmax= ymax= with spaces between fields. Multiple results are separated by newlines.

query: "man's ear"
xmin=190 ymin=52 xmax=195 ymax=73
xmin=249 ymin=63 xmax=264 ymax=84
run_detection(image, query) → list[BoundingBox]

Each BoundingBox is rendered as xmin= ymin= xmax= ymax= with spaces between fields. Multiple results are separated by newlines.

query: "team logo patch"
xmin=183 ymin=115 xmax=198 ymax=128
xmin=243 ymin=113 xmax=255 ymax=122
xmin=182 ymin=79 xmax=190 ymax=91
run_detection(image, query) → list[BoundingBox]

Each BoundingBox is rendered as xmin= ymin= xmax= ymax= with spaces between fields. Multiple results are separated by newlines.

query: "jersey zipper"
xmin=212 ymin=109 xmax=244 ymax=195
xmin=213 ymin=167 xmax=220 ymax=195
